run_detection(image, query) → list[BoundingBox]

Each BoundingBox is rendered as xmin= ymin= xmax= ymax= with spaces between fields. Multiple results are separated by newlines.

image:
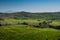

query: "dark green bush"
xmin=17 ymin=22 xmax=21 ymax=25
xmin=0 ymin=18 xmax=4 ymax=21
xmin=21 ymin=22 xmax=28 ymax=25
xmin=39 ymin=21 xmax=49 ymax=28
xmin=0 ymin=24 xmax=2 ymax=26
xmin=33 ymin=21 xmax=50 ymax=28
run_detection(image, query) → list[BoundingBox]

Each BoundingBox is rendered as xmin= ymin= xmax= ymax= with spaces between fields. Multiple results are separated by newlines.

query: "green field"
xmin=0 ymin=12 xmax=60 ymax=40
xmin=1 ymin=18 xmax=60 ymax=26
xmin=0 ymin=25 xmax=60 ymax=40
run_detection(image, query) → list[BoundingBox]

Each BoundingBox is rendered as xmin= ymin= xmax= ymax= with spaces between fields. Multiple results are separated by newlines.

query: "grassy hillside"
xmin=0 ymin=12 xmax=60 ymax=40
xmin=0 ymin=25 xmax=60 ymax=40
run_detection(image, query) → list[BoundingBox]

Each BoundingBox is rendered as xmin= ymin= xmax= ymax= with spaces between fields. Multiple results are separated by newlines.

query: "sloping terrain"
xmin=0 ymin=25 xmax=60 ymax=40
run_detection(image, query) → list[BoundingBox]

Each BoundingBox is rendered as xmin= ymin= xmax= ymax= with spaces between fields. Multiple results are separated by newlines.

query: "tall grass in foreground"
xmin=0 ymin=25 xmax=60 ymax=40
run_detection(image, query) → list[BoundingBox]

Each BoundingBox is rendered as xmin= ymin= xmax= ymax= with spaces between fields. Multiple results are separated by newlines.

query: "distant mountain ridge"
xmin=0 ymin=11 xmax=60 ymax=20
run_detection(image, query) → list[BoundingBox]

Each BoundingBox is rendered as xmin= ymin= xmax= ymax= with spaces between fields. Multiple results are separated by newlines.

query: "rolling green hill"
xmin=0 ymin=12 xmax=60 ymax=40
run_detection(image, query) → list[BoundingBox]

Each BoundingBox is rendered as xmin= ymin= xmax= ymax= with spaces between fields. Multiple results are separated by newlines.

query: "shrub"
xmin=39 ymin=21 xmax=49 ymax=28
xmin=33 ymin=25 xmax=40 ymax=28
xmin=0 ymin=24 xmax=2 ymax=26
xmin=33 ymin=21 xmax=49 ymax=28
xmin=33 ymin=21 xmax=54 ymax=28
xmin=21 ymin=22 xmax=28 ymax=25
xmin=0 ymin=18 xmax=4 ymax=21
xmin=4 ymin=23 xmax=11 ymax=26
xmin=49 ymin=25 xmax=60 ymax=30
xmin=17 ymin=22 xmax=21 ymax=25
xmin=58 ymin=39 xmax=60 ymax=40
xmin=46 ymin=39 xmax=48 ymax=40
xmin=37 ymin=20 xmax=40 ymax=21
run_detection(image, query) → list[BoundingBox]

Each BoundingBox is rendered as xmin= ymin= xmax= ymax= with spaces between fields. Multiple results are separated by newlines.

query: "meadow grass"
xmin=0 ymin=18 xmax=60 ymax=40
xmin=0 ymin=25 xmax=60 ymax=40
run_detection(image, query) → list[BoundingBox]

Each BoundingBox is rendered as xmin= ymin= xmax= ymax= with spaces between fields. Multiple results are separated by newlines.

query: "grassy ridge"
xmin=0 ymin=25 xmax=60 ymax=40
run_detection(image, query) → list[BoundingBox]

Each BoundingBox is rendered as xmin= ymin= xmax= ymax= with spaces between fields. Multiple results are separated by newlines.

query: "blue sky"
xmin=0 ymin=0 xmax=60 ymax=12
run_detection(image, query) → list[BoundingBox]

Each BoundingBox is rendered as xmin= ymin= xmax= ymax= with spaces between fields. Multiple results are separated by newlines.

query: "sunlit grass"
xmin=0 ymin=25 xmax=60 ymax=40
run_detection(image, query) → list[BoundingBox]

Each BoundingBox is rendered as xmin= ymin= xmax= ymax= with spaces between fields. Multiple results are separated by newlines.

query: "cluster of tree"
xmin=33 ymin=21 xmax=60 ymax=30
xmin=15 ymin=21 xmax=60 ymax=30
xmin=0 ymin=20 xmax=60 ymax=30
